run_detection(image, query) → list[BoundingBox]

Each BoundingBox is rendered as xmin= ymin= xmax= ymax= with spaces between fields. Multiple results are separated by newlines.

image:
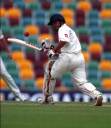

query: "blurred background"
xmin=0 ymin=0 xmax=111 ymax=102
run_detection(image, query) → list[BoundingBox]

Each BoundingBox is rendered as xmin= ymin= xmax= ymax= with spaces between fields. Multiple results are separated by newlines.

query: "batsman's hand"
xmin=47 ymin=49 xmax=55 ymax=58
xmin=41 ymin=39 xmax=54 ymax=52
xmin=41 ymin=39 xmax=50 ymax=51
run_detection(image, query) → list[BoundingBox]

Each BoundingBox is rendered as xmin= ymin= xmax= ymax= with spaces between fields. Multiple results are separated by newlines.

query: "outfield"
xmin=1 ymin=102 xmax=111 ymax=128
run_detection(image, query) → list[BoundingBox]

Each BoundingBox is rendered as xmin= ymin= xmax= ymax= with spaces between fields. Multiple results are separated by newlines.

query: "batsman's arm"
xmin=53 ymin=41 xmax=67 ymax=53
xmin=47 ymin=41 xmax=67 ymax=58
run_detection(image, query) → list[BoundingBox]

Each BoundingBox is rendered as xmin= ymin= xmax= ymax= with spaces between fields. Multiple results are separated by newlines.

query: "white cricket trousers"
xmin=0 ymin=57 xmax=25 ymax=101
xmin=43 ymin=52 xmax=102 ymax=99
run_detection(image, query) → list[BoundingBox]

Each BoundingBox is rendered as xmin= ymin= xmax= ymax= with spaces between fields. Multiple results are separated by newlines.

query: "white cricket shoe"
xmin=37 ymin=96 xmax=54 ymax=104
xmin=95 ymin=95 xmax=103 ymax=106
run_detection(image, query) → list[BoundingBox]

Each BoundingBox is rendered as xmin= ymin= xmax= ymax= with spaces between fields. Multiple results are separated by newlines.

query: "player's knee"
xmin=50 ymin=70 xmax=57 ymax=80
xmin=44 ymin=68 xmax=55 ymax=80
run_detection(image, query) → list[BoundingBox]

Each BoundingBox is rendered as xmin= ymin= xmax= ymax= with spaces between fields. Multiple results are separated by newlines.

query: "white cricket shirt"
xmin=58 ymin=24 xmax=81 ymax=53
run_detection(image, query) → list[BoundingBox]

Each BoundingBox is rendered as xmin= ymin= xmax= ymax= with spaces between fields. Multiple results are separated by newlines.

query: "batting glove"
xmin=41 ymin=39 xmax=51 ymax=50
xmin=47 ymin=49 xmax=55 ymax=58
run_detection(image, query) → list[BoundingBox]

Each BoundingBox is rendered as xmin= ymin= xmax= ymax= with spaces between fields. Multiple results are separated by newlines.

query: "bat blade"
xmin=7 ymin=38 xmax=42 ymax=51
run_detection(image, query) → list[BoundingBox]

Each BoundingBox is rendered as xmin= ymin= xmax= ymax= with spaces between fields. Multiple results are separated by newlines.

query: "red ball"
xmin=24 ymin=31 xmax=29 ymax=37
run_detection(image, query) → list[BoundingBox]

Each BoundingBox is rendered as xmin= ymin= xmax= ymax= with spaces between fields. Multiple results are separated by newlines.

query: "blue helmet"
xmin=48 ymin=13 xmax=65 ymax=25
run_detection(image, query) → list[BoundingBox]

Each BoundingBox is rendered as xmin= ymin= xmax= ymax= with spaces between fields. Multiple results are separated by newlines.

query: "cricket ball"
xmin=24 ymin=31 xmax=30 ymax=37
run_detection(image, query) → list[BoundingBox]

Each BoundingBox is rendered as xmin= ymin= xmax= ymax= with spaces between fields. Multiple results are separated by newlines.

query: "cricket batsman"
xmin=0 ymin=30 xmax=26 ymax=101
xmin=41 ymin=14 xmax=103 ymax=106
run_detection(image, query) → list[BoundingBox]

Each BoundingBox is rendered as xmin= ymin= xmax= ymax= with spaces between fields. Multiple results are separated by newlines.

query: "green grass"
xmin=1 ymin=102 xmax=111 ymax=128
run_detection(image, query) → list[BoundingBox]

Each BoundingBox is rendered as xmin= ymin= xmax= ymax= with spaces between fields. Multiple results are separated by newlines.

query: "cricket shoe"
xmin=37 ymin=96 xmax=54 ymax=104
xmin=95 ymin=95 xmax=103 ymax=106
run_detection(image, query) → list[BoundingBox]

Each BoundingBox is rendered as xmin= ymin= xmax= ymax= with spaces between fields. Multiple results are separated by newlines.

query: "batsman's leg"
xmin=72 ymin=55 xmax=103 ymax=106
xmin=78 ymin=83 xmax=103 ymax=106
xmin=42 ymin=61 xmax=56 ymax=103
xmin=42 ymin=54 xmax=70 ymax=104
xmin=0 ymin=58 xmax=26 ymax=101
